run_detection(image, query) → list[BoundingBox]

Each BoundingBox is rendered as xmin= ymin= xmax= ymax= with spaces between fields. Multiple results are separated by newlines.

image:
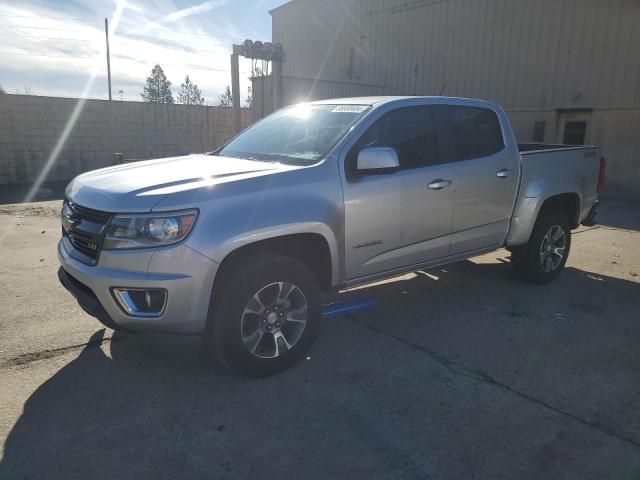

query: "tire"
xmin=205 ymin=253 xmax=321 ymax=377
xmin=511 ymin=210 xmax=571 ymax=284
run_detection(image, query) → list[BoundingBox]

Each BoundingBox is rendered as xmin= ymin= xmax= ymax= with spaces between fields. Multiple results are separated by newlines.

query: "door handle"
xmin=427 ymin=179 xmax=452 ymax=190
xmin=496 ymin=168 xmax=511 ymax=178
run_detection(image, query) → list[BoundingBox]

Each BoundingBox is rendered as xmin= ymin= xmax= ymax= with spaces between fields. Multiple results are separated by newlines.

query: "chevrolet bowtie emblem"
xmin=61 ymin=204 xmax=78 ymax=231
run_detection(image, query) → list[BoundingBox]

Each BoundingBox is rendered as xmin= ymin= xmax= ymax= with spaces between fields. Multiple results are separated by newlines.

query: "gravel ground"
xmin=0 ymin=194 xmax=639 ymax=479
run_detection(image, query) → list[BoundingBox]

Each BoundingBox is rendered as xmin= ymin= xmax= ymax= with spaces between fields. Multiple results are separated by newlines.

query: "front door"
xmin=341 ymin=105 xmax=456 ymax=281
xmin=557 ymin=110 xmax=592 ymax=145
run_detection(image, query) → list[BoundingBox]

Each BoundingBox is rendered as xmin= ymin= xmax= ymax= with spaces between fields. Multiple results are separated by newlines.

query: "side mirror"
xmin=356 ymin=147 xmax=399 ymax=174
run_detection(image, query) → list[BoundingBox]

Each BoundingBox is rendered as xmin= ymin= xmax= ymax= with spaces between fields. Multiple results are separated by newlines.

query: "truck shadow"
xmin=2 ymin=261 xmax=640 ymax=479
xmin=596 ymin=194 xmax=640 ymax=231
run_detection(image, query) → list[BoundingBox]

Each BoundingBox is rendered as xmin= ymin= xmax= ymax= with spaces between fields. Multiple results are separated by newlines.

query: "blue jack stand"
xmin=322 ymin=297 xmax=377 ymax=318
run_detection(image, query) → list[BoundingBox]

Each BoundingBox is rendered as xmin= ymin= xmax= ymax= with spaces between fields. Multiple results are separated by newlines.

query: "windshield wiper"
xmin=237 ymin=152 xmax=286 ymax=163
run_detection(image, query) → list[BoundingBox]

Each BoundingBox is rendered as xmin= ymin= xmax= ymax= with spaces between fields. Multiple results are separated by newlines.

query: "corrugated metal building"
xmin=256 ymin=0 xmax=640 ymax=195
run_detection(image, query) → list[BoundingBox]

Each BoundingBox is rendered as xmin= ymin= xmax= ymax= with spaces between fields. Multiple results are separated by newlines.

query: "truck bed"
xmin=511 ymin=143 xmax=601 ymax=237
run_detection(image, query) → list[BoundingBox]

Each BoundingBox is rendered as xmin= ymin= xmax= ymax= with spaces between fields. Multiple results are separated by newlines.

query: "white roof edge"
xmin=300 ymin=95 xmax=498 ymax=107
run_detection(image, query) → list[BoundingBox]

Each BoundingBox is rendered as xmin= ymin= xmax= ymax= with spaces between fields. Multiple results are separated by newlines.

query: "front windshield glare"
xmin=218 ymin=104 xmax=370 ymax=165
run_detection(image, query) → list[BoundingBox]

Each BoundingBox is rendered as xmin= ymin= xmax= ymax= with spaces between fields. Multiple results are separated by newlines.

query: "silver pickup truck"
xmin=58 ymin=96 xmax=604 ymax=376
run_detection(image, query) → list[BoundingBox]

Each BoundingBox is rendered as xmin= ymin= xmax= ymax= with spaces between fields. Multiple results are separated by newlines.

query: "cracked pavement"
xmin=1 ymin=195 xmax=639 ymax=479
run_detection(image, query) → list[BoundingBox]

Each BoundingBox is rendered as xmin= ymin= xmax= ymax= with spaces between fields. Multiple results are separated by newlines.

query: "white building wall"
xmin=270 ymin=0 xmax=640 ymax=195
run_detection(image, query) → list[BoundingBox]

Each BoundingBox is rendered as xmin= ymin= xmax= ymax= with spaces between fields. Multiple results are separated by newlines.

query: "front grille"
xmin=71 ymin=203 xmax=111 ymax=224
xmin=62 ymin=199 xmax=111 ymax=263
xmin=68 ymin=230 xmax=100 ymax=257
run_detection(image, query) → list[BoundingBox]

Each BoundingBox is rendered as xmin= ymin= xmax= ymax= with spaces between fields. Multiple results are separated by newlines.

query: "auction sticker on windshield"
xmin=331 ymin=105 xmax=368 ymax=113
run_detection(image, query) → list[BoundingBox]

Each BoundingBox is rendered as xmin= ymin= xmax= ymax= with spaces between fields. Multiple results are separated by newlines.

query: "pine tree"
xmin=141 ymin=65 xmax=174 ymax=103
xmin=177 ymin=75 xmax=205 ymax=105
xmin=217 ymin=85 xmax=232 ymax=107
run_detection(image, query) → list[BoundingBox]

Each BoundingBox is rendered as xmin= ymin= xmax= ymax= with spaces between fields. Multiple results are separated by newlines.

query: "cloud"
xmin=164 ymin=0 xmax=228 ymax=23
xmin=120 ymin=0 xmax=144 ymax=13
xmin=0 ymin=0 xmax=275 ymax=103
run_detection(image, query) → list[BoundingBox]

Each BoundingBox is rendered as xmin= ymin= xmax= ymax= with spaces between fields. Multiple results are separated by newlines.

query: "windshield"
xmin=217 ymin=104 xmax=370 ymax=165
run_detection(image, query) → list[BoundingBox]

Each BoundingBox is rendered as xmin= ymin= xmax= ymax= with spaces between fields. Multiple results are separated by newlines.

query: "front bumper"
xmin=57 ymin=238 xmax=219 ymax=334
xmin=58 ymin=266 xmax=132 ymax=332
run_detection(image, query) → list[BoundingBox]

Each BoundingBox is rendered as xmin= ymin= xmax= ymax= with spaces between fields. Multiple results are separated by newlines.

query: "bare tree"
xmin=217 ymin=85 xmax=232 ymax=107
xmin=0 ymin=84 xmax=6 ymax=94
xmin=244 ymin=85 xmax=253 ymax=108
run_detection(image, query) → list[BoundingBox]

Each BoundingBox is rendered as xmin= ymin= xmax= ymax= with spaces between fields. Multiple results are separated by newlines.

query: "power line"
xmin=0 ymin=51 xmax=249 ymax=69
xmin=7 ymin=35 xmax=100 ymax=42
xmin=0 ymin=23 xmax=237 ymax=43
xmin=0 ymin=51 xmax=94 ymax=58
xmin=0 ymin=24 xmax=72 ymax=31
xmin=0 ymin=50 xmax=253 ymax=75
xmin=119 ymin=31 xmax=236 ymax=44
xmin=0 ymin=13 xmax=87 ymax=21
xmin=2 ymin=34 xmax=231 ymax=53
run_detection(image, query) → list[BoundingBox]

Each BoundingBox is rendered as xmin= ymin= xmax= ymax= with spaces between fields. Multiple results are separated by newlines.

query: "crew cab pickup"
xmin=58 ymin=96 xmax=603 ymax=376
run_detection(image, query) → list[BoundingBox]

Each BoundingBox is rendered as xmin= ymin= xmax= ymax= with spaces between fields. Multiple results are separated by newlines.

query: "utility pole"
xmin=230 ymin=47 xmax=241 ymax=134
xmin=105 ymin=18 xmax=112 ymax=101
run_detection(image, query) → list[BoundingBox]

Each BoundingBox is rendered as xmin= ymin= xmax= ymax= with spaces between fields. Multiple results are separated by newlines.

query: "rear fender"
xmin=507 ymin=180 xmax=582 ymax=246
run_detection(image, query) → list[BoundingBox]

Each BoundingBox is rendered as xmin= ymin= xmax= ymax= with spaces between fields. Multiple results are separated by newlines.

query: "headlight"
xmin=103 ymin=210 xmax=198 ymax=250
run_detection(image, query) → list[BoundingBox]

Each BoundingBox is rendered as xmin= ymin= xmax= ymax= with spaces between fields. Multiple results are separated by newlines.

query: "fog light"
xmin=111 ymin=288 xmax=167 ymax=317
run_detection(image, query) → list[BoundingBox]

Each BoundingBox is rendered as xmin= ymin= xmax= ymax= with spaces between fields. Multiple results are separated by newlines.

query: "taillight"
xmin=597 ymin=157 xmax=606 ymax=192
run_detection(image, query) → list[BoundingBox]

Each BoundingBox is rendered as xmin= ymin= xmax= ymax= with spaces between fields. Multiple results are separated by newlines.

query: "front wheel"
xmin=205 ymin=253 xmax=321 ymax=377
xmin=511 ymin=211 xmax=571 ymax=284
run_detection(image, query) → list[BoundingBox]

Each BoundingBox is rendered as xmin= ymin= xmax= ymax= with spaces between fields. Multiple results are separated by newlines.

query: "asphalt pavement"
xmin=0 ymin=194 xmax=639 ymax=479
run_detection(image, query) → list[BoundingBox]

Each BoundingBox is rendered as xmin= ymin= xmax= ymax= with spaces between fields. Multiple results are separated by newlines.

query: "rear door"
xmin=442 ymin=105 xmax=520 ymax=255
xmin=341 ymin=105 xmax=456 ymax=280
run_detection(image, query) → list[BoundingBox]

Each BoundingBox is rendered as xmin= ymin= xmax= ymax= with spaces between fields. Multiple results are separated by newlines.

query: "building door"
xmin=557 ymin=111 xmax=592 ymax=145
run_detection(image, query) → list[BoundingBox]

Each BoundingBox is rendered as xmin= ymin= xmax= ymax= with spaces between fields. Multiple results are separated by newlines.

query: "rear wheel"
xmin=511 ymin=211 xmax=571 ymax=284
xmin=205 ymin=253 xmax=321 ymax=377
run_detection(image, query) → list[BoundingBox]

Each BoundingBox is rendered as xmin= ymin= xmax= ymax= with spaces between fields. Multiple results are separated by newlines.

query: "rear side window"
xmin=354 ymin=106 xmax=438 ymax=170
xmin=446 ymin=106 xmax=504 ymax=160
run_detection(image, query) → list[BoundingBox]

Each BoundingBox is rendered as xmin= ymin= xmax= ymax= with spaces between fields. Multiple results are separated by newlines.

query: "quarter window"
xmin=446 ymin=106 xmax=504 ymax=160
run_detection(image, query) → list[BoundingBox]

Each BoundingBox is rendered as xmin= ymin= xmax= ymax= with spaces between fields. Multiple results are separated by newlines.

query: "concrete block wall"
xmin=0 ymin=94 xmax=253 ymax=186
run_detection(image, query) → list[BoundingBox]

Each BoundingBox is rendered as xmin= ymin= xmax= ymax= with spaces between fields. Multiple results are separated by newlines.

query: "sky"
xmin=0 ymin=0 xmax=285 ymax=104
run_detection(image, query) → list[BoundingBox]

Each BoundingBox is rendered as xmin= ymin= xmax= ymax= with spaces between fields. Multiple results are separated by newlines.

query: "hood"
xmin=66 ymin=154 xmax=297 ymax=212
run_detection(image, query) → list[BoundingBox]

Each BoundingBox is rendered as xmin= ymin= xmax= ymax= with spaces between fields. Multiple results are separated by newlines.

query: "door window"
xmin=350 ymin=106 xmax=438 ymax=172
xmin=445 ymin=106 xmax=504 ymax=160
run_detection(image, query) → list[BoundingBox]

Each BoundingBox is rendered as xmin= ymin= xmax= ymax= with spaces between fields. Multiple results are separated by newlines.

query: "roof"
xmin=306 ymin=96 xmax=497 ymax=107
xmin=308 ymin=96 xmax=410 ymax=106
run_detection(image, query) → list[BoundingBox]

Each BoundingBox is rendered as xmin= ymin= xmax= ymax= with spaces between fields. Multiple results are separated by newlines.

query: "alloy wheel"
xmin=539 ymin=225 xmax=566 ymax=272
xmin=240 ymin=282 xmax=308 ymax=358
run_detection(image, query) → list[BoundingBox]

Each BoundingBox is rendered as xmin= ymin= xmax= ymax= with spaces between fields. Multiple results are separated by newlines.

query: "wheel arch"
xmin=213 ymin=226 xmax=338 ymax=293
xmin=507 ymin=187 xmax=582 ymax=246
xmin=537 ymin=192 xmax=581 ymax=228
